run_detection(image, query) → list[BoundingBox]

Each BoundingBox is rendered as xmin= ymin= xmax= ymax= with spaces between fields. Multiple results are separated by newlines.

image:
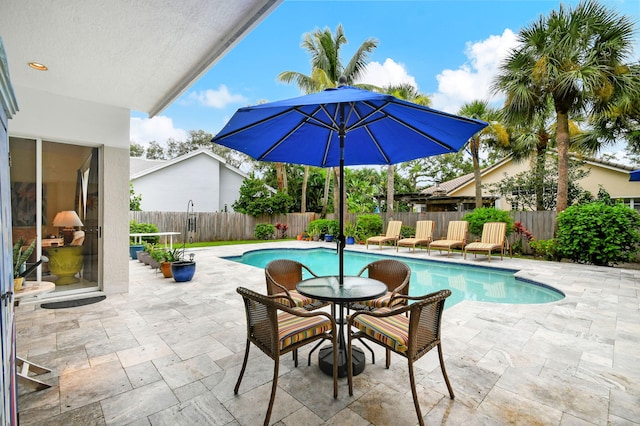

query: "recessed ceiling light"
xmin=28 ymin=62 xmax=48 ymax=71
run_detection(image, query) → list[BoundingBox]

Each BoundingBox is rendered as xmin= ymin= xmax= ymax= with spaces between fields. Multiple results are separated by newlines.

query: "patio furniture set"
xmin=367 ymin=219 xmax=511 ymax=263
xmin=236 ymin=257 xmax=454 ymax=426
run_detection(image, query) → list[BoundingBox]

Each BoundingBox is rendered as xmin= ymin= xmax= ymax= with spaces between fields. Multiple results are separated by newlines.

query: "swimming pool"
xmin=224 ymin=248 xmax=564 ymax=307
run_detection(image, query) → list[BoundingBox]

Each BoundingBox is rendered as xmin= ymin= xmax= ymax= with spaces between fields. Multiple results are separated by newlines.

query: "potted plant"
xmin=307 ymin=220 xmax=322 ymax=241
xmin=171 ymin=200 xmax=197 ymax=282
xmin=13 ymin=238 xmax=36 ymax=291
xmin=149 ymin=247 xmax=164 ymax=269
xmin=129 ymin=241 xmax=145 ymax=260
xmin=325 ymin=219 xmax=339 ymax=242
xmin=137 ymin=243 xmax=154 ymax=265
xmin=171 ymin=251 xmax=196 ymax=282
xmin=160 ymin=248 xmax=180 ymax=278
xmin=345 ymin=222 xmax=357 ymax=245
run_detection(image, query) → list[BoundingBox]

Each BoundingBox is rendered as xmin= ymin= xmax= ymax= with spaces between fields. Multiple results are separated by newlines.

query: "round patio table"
xmin=297 ymin=275 xmax=387 ymax=378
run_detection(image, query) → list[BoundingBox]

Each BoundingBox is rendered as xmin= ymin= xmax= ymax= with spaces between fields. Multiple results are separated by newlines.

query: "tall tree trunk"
xmin=276 ymin=162 xmax=287 ymax=194
xmin=320 ymin=168 xmax=331 ymax=217
xmin=471 ymin=137 xmax=483 ymax=208
xmin=301 ymin=166 xmax=309 ymax=213
xmin=534 ymin=132 xmax=549 ymax=211
xmin=386 ymin=165 xmax=395 ymax=214
xmin=556 ymin=111 xmax=570 ymax=212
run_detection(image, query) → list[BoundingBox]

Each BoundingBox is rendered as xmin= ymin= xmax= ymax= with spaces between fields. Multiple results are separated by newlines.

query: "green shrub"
xmin=400 ymin=225 xmax=414 ymax=239
xmin=150 ymin=247 xmax=166 ymax=262
xmin=129 ymin=220 xmax=159 ymax=243
xmin=356 ymin=214 xmax=383 ymax=240
xmin=254 ymin=223 xmax=275 ymax=240
xmin=462 ymin=207 xmax=514 ymax=237
xmin=529 ymin=239 xmax=559 ymax=261
xmin=556 ymin=202 xmax=640 ymax=266
xmin=326 ymin=220 xmax=339 ymax=236
xmin=308 ymin=219 xmax=328 ymax=236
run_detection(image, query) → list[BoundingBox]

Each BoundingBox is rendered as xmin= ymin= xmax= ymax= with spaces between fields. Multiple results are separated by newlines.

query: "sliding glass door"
xmin=9 ymin=137 xmax=101 ymax=294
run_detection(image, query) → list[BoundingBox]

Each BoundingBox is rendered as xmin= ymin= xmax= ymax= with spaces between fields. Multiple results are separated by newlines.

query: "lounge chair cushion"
xmin=352 ymin=308 xmax=417 ymax=353
xmin=277 ymin=310 xmax=332 ymax=350
xmin=464 ymin=242 xmax=501 ymax=251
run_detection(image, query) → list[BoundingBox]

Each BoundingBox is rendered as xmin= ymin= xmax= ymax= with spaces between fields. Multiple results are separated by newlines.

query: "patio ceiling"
xmin=0 ymin=0 xmax=282 ymax=116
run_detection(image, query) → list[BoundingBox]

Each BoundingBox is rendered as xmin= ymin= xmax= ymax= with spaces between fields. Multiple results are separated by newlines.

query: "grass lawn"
xmin=182 ymin=239 xmax=297 ymax=248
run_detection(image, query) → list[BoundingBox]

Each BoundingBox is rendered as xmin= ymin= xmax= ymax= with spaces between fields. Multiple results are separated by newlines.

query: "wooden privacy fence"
xmin=130 ymin=210 xmax=557 ymax=254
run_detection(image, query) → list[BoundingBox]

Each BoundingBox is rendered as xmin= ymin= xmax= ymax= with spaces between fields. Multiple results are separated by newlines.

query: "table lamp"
xmin=53 ymin=210 xmax=83 ymax=245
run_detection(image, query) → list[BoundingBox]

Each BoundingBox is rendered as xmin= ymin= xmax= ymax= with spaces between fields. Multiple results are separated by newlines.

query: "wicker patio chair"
xmin=265 ymin=259 xmax=330 ymax=311
xmin=463 ymin=222 xmax=510 ymax=262
xmin=428 ymin=220 xmax=468 ymax=257
xmin=366 ymin=220 xmax=402 ymax=249
xmin=347 ymin=289 xmax=454 ymax=426
xmin=397 ymin=220 xmax=435 ymax=253
xmin=351 ymin=259 xmax=411 ymax=311
xmin=235 ymin=287 xmax=338 ymax=426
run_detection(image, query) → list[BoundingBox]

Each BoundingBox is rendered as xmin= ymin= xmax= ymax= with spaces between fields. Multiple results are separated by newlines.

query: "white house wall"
xmin=8 ymin=85 xmax=130 ymax=294
xmin=220 ymin=166 xmax=244 ymax=212
xmin=135 ymin=154 xmax=221 ymax=212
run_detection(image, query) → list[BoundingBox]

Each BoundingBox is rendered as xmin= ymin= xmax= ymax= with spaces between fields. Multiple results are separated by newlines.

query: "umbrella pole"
xmin=339 ymin=105 xmax=345 ymax=286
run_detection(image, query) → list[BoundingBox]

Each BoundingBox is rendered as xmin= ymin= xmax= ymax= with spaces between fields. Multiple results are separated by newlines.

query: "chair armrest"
xmin=275 ymin=301 xmax=337 ymax=328
xmin=388 ymin=289 xmax=451 ymax=307
xmin=301 ymin=264 xmax=319 ymax=278
xmin=348 ymin=304 xmax=412 ymax=326
xmin=388 ymin=276 xmax=410 ymax=301
xmin=268 ymin=281 xmax=296 ymax=307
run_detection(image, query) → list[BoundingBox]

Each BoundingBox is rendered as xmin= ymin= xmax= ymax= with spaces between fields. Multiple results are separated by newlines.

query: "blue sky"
xmin=130 ymin=0 xmax=639 ymax=161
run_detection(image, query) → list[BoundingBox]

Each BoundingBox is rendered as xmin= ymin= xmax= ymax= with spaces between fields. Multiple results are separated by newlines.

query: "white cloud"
xmin=130 ymin=115 xmax=188 ymax=145
xmin=187 ymin=84 xmax=248 ymax=109
xmin=430 ymin=29 xmax=519 ymax=114
xmin=357 ymin=58 xmax=418 ymax=89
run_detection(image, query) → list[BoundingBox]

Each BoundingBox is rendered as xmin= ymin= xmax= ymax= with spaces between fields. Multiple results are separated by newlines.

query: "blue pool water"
xmin=224 ymin=248 xmax=564 ymax=307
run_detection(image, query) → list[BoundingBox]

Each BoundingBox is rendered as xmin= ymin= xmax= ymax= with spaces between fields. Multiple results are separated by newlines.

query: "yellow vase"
xmin=47 ymin=246 xmax=84 ymax=285
xmin=14 ymin=277 xmax=24 ymax=292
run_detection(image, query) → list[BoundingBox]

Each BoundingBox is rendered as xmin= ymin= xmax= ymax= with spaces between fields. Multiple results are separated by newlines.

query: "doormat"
xmin=40 ymin=295 xmax=106 ymax=309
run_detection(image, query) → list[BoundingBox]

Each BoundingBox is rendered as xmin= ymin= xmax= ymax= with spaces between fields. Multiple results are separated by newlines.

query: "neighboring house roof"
xmin=420 ymin=152 xmax=635 ymax=196
xmin=130 ymin=148 xmax=248 ymax=180
xmin=1 ymin=0 xmax=282 ymax=116
xmin=420 ymin=173 xmax=474 ymax=196
xmin=130 ymin=157 xmax=167 ymax=176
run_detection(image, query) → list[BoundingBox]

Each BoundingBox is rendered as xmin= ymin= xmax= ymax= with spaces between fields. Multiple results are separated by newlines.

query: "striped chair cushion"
xmin=351 ymin=308 xmax=410 ymax=353
xmin=465 ymin=242 xmax=500 ymax=251
xmin=481 ymin=223 xmax=505 ymax=244
xmin=448 ymin=221 xmax=468 ymax=240
xmin=274 ymin=290 xmax=313 ymax=308
xmin=358 ymin=292 xmax=404 ymax=309
xmin=278 ymin=310 xmax=331 ymax=350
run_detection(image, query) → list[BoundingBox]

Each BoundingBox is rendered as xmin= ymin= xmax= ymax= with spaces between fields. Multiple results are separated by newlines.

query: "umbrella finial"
xmin=338 ymin=75 xmax=347 ymax=86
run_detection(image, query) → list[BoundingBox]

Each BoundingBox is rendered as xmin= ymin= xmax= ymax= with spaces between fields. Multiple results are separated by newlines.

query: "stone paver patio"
xmin=15 ymin=241 xmax=640 ymax=425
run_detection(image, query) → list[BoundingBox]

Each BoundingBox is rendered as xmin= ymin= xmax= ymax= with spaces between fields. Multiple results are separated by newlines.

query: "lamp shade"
xmin=53 ymin=210 xmax=83 ymax=228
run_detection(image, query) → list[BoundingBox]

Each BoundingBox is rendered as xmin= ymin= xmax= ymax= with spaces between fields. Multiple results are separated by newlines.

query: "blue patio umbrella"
xmin=212 ymin=83 xmax=487 ymax=283
xmin=630 ymin=170 xmax=640 ymax=181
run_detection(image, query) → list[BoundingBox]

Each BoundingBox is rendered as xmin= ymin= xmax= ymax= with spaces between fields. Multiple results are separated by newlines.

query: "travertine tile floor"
xmin=15 ymin=241 xmax=640 ymax=425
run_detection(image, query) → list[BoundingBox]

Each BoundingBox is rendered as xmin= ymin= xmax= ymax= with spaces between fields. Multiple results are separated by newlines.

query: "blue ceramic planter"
xmin=324 ymin=235 xmax=334 ymax=242
xmin=171 ymin=261 xmax=196 ymax=282
xmin=346 ymin=236 xmax=355 ymax=245
xmin=129 ymin=244 xmax=144 ymax=259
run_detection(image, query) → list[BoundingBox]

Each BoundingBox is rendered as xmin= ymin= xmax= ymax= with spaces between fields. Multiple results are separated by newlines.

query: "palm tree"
xmin=493 ymin=0 xmax=639 ymax=211
xmin=380 ymin=84 xmax=431 ymax=214
xmin=458 ymin=100 xmax=509 ymax=208
xmin=278 ymin=25 xmax=378 ymax=215
xmin=505 ymin=97 xmax=585 ymax=211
